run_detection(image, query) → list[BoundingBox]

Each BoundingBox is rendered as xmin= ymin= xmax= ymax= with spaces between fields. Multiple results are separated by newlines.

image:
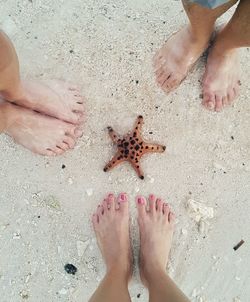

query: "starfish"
xmin=103 ymin=115 xmax=166 ymax=179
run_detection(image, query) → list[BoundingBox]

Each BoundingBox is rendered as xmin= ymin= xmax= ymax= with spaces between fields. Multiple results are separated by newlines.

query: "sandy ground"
xmin=0 ymin=0 xmax=250 ymax=301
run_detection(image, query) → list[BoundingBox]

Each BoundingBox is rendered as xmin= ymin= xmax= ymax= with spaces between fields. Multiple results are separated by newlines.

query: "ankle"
xmin=187 ymin=24 xmax=213 ymax=46
xmin=0 ymin=82 xmax=25 ymax=102
xmin=106 ymin=264 xmax=131 ymax=282
xmin=141 ymin=265 xmax=167 ymax=286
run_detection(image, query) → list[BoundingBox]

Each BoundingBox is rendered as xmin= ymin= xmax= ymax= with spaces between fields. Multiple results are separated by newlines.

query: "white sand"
xmin=0 ymin=1 xmax=249 ymax=301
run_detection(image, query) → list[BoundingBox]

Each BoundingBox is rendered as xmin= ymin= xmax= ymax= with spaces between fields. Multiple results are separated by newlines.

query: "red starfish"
xmin=104 ymin=115 xmax=166 ymax=179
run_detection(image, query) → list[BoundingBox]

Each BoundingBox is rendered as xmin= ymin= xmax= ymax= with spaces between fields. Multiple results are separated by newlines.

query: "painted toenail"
xmin=120 ymin=193 xmax=127 ymax=202
xmin=108 ymin=193 xmax=113 ymax=198
xmin=137 ymin=197 xmax=144 ymax=205
xmin=149 ymin=194 xmax=154 ymax=200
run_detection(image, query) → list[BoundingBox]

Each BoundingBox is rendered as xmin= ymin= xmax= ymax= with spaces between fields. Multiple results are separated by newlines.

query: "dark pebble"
xmin=62 ymin=164 xmax=66 ymax=169
xmin=231 ymin=136 xmax=234 ymax=140
xmin=137 ymin=293 xmax=141 ymax=298
xmin=64 ymin=263 xmax=77 ymax=275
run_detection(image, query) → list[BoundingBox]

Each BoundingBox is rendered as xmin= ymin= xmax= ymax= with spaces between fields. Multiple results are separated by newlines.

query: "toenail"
xmin=149 ymin=194 xmax=154 ymax=200
xmin=137 ymin=197 xmax=144 ymax=205
xmin=108 ymin=193 xmax=113 ymax=198
xmin=120 ymin=193 xmax=127 ymax=202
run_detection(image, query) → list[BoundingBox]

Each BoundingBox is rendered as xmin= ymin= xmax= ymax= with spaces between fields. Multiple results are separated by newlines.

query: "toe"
xmin=107 ymin=193 xmax=115 ymax=210
xmin=163 ymin=203 xmax=170 ymax=216
xmin=55 ymin=147 xmax=65 ymax=155
xmin=97 ymin=204 xmax=104 ymax=217
xmin=148 ymin=194 xmax=157 ymax=213
xmin=102 ymin=198 xmax=109 ymax=212
xmin=92 ymin=213 xmax=99 ymax=229
xmin=136 ymin=196 xmax=147 ymax=216
xmin=156 ymin=198 xmax=163 ymax=212
xmin=45 ymin=149 xmax=57 ymax=156
xmin=58 ymin=142 xmax=70 ymax=151
xmin=63 ymin=136 xmax=76 ymax=149
xmin=215 ymin=95 xmax=223 ymax=112
xmin=168 ymin=212 xmax=175 ymax=226
xmin=222 ymin=96 xmax=229 ymax=107
xmin=117 ymin=193 xmax=128 ymax=213
xmin=202 ymin=93 xmax=215 ymax=111
xmin=227 ymin=89 xmax=235 ymax=104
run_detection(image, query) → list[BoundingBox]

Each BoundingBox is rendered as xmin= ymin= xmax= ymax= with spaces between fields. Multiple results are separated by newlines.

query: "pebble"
xmin=68 ymin=177 xmax=74 ymax=185
xmin=13 ymin=232 xmax=21 ymax=239
xmin=19 ymin=290 xmax=29 ymax=299
xmin=86 ymin=188 xmax=93 ymax=196
xmin=64 ymin=263 xmax=77 ymax=275
xmin=58 ymin=288 xmax=68 ymax=295
xmin=181 ymin=228 xmax=187 ymax=235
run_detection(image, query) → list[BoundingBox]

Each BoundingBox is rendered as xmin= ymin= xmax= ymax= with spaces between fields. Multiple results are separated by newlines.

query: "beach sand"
xmin=0 ymin=0 xmax=249 ymax=301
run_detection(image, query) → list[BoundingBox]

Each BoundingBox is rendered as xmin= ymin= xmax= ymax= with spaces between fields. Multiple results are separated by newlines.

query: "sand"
xmin=0 ymin=0 xmax=249 ymax=301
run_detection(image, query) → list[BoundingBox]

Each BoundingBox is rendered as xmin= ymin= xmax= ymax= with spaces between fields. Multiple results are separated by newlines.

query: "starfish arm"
xmin=107 ymin=127 xmax=120 ymax=143
xmin=143 ymin=143 xmax=166 ymax=153
xmin=130 ymin=160 xmax=144 ymax=180
xmin=132 ymin=115 xmax=144 ymax=136
xmin=103 ymin=152 xmax=125 ymax=172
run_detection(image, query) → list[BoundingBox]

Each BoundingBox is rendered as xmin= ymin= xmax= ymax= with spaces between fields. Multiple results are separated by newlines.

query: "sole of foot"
xmin=92 ymin=193 xmax=133 ymax=282
xmin=154 ymin=26 xmax=209 ymax=93
xmin=1 ymin=102 xmax=83 ymax=156
xmin=0 ymin=79 xmax=85 ymax=124
xmin=202 ymin=45 xmax=240 ymax=112
xmin=136 ymin=194 xmax=175 ymax=287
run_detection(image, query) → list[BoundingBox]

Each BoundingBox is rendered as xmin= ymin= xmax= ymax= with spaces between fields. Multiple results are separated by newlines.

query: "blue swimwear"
xmin=190 ymin=0 xmax=230 ymax=9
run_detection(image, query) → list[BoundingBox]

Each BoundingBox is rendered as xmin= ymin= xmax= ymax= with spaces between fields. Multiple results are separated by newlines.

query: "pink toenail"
xmin=108 ymin=193 xmax=113 ymax=198
xmin=120 ymin=193 xmax=127 ymax=202
xmin=149 ymin=194 xmax=154 ymax=200
xmin=138 ymin=197 xmax=144 ymax=204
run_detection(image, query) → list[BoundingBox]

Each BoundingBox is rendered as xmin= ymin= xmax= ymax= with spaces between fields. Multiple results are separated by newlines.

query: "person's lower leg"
xmin=137 ymin=194 xmax=190 ymax=302
xmin=212 ymin=0 xmax=250 ymax=51
xmin=0 ymin=30 xmax=22 ymax=98
xmin=202 ymin=0 xmax=250 ymax=111
xmin=154 ymin=0 xmax=237 ymax=92
xmin=182 ymin=0 xmax=238 ymax=43
xmin=89 ymin=193 xmax=132 ymax=302
xmin=89 ymin=267 xmax=131 ymax=302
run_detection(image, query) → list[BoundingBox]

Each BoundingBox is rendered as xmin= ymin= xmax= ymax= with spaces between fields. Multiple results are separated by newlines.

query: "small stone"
xmin=62 ymin=164 xmax=66 ymax=169
xmin=19 ymin=290 xmax=29 ymax=299
xmin=68 ymin=177 xmax=73 ymax=185
xmin=86 ymin=188 xmax=93 ymax=196
xmin=13 ymin=232 xmax=21 ymax=239
xmin=181 ymin=229 xmax=187 ymax=235
xmin=64 ymin=263 xmax=77 ymax=275
xmin=235 ymin=276 xmax=241 ymax=281
xmin=58 ymin=288 xmax=68 ymax=295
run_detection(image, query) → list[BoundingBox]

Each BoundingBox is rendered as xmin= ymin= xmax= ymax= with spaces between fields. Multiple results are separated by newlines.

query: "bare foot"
xmin=92 ymin=193 xmax=133 ymax=281
xmin=1 ymin=102 xmax=83 ymax=155
xmin=136 ymin=194 xmax=175 ymax=286
xmin=202 ymin=46 xmax=240 ymax=112
xmin=0 ymin=79 xmax=85 ymax=124
xmin=154 ymin=26 xmax=209 ymax=93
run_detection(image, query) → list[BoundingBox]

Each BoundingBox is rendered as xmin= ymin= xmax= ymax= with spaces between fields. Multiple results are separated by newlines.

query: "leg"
xmin=0 ymin=102 xmax=82 ymax=155
xmin=154 ymin=0 xmax=237 ymax=93
xmin=0 ymin=30 xmax=84 ymax=124
xmin=89 ymin=193 xmax=132 ymax=302
xmin=203 ymin=0 xmax=250 ymax=111
xmin=137 ymin=195 xmax=190 ymax=302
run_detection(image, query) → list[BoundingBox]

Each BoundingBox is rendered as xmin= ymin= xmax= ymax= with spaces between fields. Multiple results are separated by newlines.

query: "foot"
xmin=0 ymin=79 xmax=85 ymax=124
xmin=1 ymin=102 xmax=83 ymax=155
xmin=154 ymin=26 xmax=209 ymax=93
xmin=92 ymin=193 xmax=133 ymax=281
xmin=202 ymin=45 xmax=240 ymax=112
xmin=136 ymin=194 xmax=175 ymax=287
